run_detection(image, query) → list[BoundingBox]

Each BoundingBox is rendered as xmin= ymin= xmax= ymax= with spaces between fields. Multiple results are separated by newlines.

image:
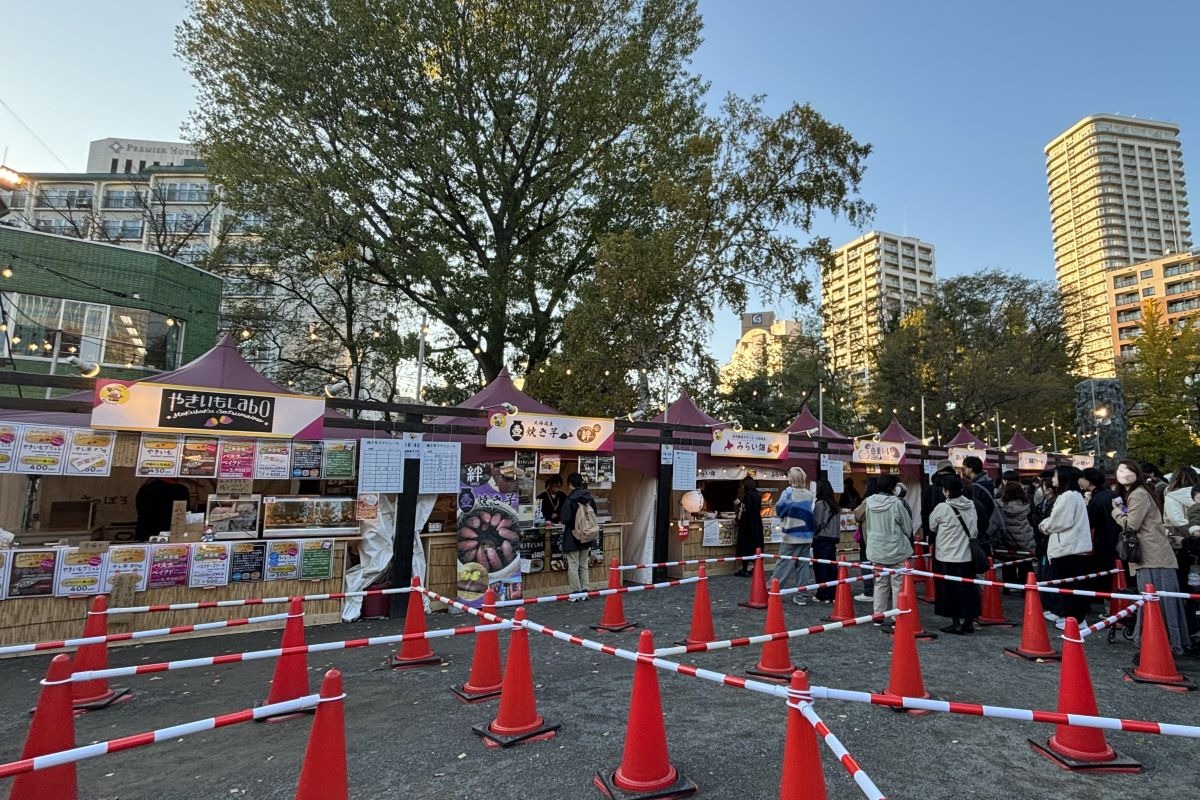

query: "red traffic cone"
xmin=823 ymin=565 xmax=854 ymax=622
xmin=1004 ymin=572 xmax=1060 ymax=661
xmin=739 ymin=548 xmax=769 ymax=610
xmin=473 ymin=607 xmax=559 ymax=748
xmin=883 ymin=590 xmax=930 ymax=714
xmin=71 ymin=594 xmax=133 ymax=713
xmin=594 ymin=629 xmax=698 ymax=799
xmin=920 ymin=542 xmax=937 ymax=604
xmin=1108 ymin=561 xmax=1131 ymax=617
xmin=749 ymin=579 xmax=799 ymax=682
xmin=1124 ymin=584 xmax=1196 ymax=691
xmin=593 ymin=558 xmax=637 ymax=633
xmin=294 ymin=669 xmax=348 ymax=800
xmin=1030 ymin=618 xmax=1143 ymax=772
xmin=893 ymin=568 xmax=937 ymax=640
xmin=259 ymin=598 xmax=311 ymax=722
xmin=390 ymin=577 xmax=443 ymax=669
xmin=11 ymin=654 xmax=77 ymax=800
xmin=679 ymin=566 xmax=716 ymax=646
xmin=976 ymin=558 xmax=1015 ymax=627
xmin=451 ymin=588 xmax=504 ymax=703
xmin=779 ymin=670 xmax=828 ymax=800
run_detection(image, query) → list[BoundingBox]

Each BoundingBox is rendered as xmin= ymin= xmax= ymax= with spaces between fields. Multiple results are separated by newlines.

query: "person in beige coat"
xmin=1112 ymin=460 xmax=1195 ymax=657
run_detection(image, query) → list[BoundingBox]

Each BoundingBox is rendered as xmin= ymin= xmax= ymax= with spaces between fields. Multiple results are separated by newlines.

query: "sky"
xmin=3 ymin=0 xmax=1199 ymax=361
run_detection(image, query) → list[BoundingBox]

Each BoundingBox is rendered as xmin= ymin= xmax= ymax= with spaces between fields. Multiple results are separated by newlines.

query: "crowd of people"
xmin=750 ymin=459 xmax=1200 ymax=661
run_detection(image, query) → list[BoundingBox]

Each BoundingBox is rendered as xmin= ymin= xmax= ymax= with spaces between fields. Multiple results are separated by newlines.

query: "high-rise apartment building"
xmin=822 ymin=231 xmax=936 ymax=383
xmin=1107 ymin=248 xmax=1200 ymax=363
xmin=718 ymin=311 xmax=801 ymax=390
xmin=1045 ymin=114 xmax=1192 ymax=377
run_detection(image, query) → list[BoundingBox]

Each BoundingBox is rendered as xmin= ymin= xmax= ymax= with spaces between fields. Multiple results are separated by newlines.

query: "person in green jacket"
xmin=863 ymin=473 xmax=913 ymax=623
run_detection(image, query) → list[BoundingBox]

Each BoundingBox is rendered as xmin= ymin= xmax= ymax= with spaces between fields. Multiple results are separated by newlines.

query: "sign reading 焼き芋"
xmin=91 ymin=380 xmax=325 ymax=440
xmin=710 ymin=429 xmax=789 ymax=460
xmin=851 ymin=439 xmax=906 ymax=465
xmin=485 ymin=413 xmax=614 ymax=452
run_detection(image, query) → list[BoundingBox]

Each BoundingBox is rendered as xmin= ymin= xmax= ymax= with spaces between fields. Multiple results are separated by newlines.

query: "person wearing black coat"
xmin=559 ymin=473 xmax=597 ymax=594
xmin=734 ymin=475 xmax=764 ymax=576
xmin=1080 ymin=467 xmax=1119 ymax=568
xmin=921 ymin=460 xmax=956 ymax=546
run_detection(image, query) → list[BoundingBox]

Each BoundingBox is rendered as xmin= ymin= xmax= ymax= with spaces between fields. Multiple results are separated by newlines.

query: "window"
xmin=1140 ymin=268 xmax=1154 ymax=279
xmin=157 ymin=182 xmax=211 ymax=203
xmin=1114 ymin=291 xmax=1139 ymax=306
xmin=35 ymin=188 xmax=93 ymax=209
xmin=33 ymin=218 xmax=86 ymax=237
xmin=1142 ymin=287 xmax=1155 ymax=297
xmin=1116 ymin=309 xmax=1142 ymax=323
xmin=159 ymin=211 xmax=212 ymax=234
xmin=175 ymin=244 xmax=211 ymax=265
xmin=225 ymin=211 xmax=268 ymax=234
xmin=0 ymin=189 xmax=27 ymax=209
xmin=1112 ymin=274 xmax=1138 ymax=289
xmin=101 ymin=219 xmax=144 ymax=240
xmin=102 ymin=189 xmax=147 ymax=209
xmin=1167 ymin=298 xmax=1200 ymax=314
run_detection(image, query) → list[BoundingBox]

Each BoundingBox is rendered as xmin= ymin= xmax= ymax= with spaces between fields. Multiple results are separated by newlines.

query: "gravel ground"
xmin=0 ymin=576 xmax=1197 ymax=800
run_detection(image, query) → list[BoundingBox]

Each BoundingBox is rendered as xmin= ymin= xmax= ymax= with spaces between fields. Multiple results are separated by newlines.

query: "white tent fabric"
xmin=608 ymin=468 xmax=658 ymax=584
xmin=341 ymin=493 xmax=435 ymax=620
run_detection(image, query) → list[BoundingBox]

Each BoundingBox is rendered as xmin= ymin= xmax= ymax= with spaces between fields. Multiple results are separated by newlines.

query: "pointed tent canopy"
xmin=651 ymin=388 xmax=720 ymax=428
xmin=781 ymin=405 xmax=849 ymax=441
xmin=878 ymin=415 xmax=921 ymax=444
xmin=1005 ymin=430 xmax=1038 ymax=452
xmin=429 ymin=367 xmax=561 ymax=429
xmin=945 ymin=425 xmax=987 ymax=449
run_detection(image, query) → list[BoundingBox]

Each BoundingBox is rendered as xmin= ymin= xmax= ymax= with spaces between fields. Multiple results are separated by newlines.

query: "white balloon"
xmin=680 ymin=490 xmax=705 ymax=514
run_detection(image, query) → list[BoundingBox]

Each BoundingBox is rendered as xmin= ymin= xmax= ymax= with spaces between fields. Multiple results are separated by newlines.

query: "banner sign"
xmin=456 ymin=462 xmax=523 ymax=605
xmin=486 ymin=412 xmax=614 ymax=452
xmin=91 ymin=380 xmax=325 ymax=439
xmin=1071 ymin=454 xmax=1095 ymax=469
xmin=1017 ymin=451 xmax=1048 ymax=471
xmin=15 ymin=426 xmax=69 ymax=475
xmin=948 ymin=446 xmax=986 ymax=468
xmin=851 ymin=440 xmax=906 ymax=465
xmin=711 ymin=429 xmax=789 ymax=460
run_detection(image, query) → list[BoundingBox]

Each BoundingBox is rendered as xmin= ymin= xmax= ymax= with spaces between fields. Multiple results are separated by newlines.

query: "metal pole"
xmin=414 ymin=313 xmax=427 ymax=400
xmin=818 ymin=382 xmax=824 ymax=431
xmin=44 ymin=329 xmax=62 ymax=400
xmin=1051 ymin=419 xmax=1058 ymax=452
xmin=1090 ymin=378 xmax=1100 ymax=455
xmin=994 ymin=411 xmax=1001 ymax=447
xmin=920 ymin=396 xmax=926 ymax=442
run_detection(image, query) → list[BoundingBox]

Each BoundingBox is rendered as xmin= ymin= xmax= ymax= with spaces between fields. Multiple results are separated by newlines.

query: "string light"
xmin=1 ymin=267 xmax=12 ymax=279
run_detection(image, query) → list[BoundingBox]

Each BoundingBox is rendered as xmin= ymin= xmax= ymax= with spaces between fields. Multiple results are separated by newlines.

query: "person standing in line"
xmin=1079 ymin=467 xmax=1119 ymax=573
xmin=811 ymin=479 xmax=841 ymax=603
xmin=928 ymin=475 xmax=981 ymax=634
xmin=960 ymin=456 xmax=996 ymax=550
xmin=1038 ymin=465 xmax=1093 ymax=628
xmin=734 ymin=474 xmax=764 ymax=577
xmin=771 ymin=467 xmax=816 ymax=605
xmin=920 ymin=460 xmax=956 ymax=544
xmin=537 ymin=474 xmax=568 ymax=525
xmin=1112 ymin=460 xmax=1196 ymax=658
xmin=1161 ymin=465 xmax=1198 ymax=533
xmin=852 ymin=478 xmax=879 ymax=601
xmin=559 ymin=472 xmax=597 ymax=596
xmin=998 ymin=481 xmax=1037 ymax=587
xmin=862 ymin=474 xmax=913 ymax=626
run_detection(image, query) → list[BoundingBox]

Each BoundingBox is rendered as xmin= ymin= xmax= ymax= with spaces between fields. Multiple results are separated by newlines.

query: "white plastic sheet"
xmin=341 ymin=493 xmax=435 ymax=620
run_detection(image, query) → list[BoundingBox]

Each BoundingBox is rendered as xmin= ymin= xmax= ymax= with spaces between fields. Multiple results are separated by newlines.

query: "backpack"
xmin=573 ymin=500 xmax=601 ymax=544
xmin=972 ymin=485 xmax=1005 ymax=548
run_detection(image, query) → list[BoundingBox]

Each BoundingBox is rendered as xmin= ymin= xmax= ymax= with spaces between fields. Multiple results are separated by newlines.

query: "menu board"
xmin=15 ymin=426 xmax=69 ymax=475
xmin=0 ymin=422 xmax=20 ymax=473
xmin=322 ymin=440 xmax=357 ymax=481
xmin=7 ymin=550 xmax=59 ymax=598
xmin=358 ymin=438 xmax=405 ymax=492
xmin=136 ymin=433 xmax=184 ymax=477
xmin=519 ymin=527 xmax=546 ymax=574
xmin=290 ymin=441 xmax=324 ymax=479
xmin=102 ymin=546 xmax=150 ymax=593
xmin=230 ymin=542 xmax=267 ymax=582
xmin=265 ymin=540 xmax=301 ymax=580
xmin=218 ymin=439 xmax=257 ymax=479
xmin=148 ymin=543 xmax=191 ymax=588
xmin=54 ymin=549 xmax=106 ymax=597
xmin=254 ymin=440 xmax=292 ymax=480
xmin=179 ymin=435 xmax=219 ymax=478
xmin=538 ymin=453 xmax=562 ymax=475
xmin=300 ymin=539 xmax=334 ymax=580
xmin=419 ymin=441 xmax=461 ymax=494
xmin=63 ymin=428 xmax=117 ymax=477
xmin=356 ymin=493 xmax=379 ymax=521
xmin=671 ymin=450 xmax=698 ymax=490
xmin=188 ymin=542 xmax=232 ymax=588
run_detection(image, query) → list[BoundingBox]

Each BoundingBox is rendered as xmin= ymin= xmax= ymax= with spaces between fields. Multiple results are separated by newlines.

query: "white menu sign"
xmin=671 ymin=450 xmax=698 ymax=491
xmin=188 ymin=542 xmax=232 ymax=588
xmin=419 ymin=441 xmax=461 ymax=494
xmin=359 ymin=438 xmax=406 ymax=493
xmin=101 ymin=546 xmax=150 ymax=592
xmin=136 ymin=433 xmax=183 ymax=477
xmin=254 ymin=440 xmax=293 ymax=480
xmin=65 ymin=428 xmax=117 ymax=477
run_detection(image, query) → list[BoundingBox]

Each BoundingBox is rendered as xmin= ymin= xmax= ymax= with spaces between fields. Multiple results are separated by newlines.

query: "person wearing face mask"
xmin=1037 ymin=465 xmax=1093 ymax=627
xmin=862 ymin=473 xmax=913 ymax=625
xmin=1111 ymin=460 xmax=1196 ymax=658
xmin=927 ymin=474 xmax=981 ymax=634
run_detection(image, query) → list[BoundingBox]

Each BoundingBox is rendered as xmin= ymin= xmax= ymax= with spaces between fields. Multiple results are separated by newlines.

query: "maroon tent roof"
xmin=429 ymin=367 xmax=561 ymax=429
xmin=1005 ymin=430 xmax=1038 ymax=452
xmin=878 ymin=415 xmax=921 ymax=444
xmin=781 ymin=406 xmax=850 ymax=441
xmin=652 ymin=389 xmax=719 ymax=428
xmin=945 ymin=425 xmax=987 ymax=448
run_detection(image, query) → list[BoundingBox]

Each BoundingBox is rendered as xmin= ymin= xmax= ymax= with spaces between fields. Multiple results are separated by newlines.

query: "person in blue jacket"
xmin=771 ymin=467 xmax=817 ymax=605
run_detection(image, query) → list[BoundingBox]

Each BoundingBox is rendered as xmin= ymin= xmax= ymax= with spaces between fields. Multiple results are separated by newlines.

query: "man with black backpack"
xmin=961 ymin=456 xmax=1004 ymax=555
xmin=560 ymin=472 xmax=599 ymax=596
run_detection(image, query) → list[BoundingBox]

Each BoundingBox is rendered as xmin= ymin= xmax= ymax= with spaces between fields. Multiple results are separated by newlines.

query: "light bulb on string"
xmin=165 ymin=317 xmax=175 ymax=327
xmin=1 ymin=267 xmax=11 ymax=279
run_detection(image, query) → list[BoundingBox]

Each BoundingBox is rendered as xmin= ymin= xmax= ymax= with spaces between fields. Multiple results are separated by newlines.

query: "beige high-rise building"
xmin=718 ymin=311 xmax=801 ymax=390
xmin=821 ymin=231 xmax=936 ymax=383
xmin=1045 ymin=114 xmax=1192 ymax=377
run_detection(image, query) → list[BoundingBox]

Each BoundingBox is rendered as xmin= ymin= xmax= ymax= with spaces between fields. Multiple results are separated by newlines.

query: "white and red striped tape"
xmin=614 ymin=555 xmax=749 ymax=572
xmin=1079 ymin=599 xmax=1146 ymax=638
xmin=652 ymin=610 xmax=901 ymax=658
xmin=1038 ymin=568 xmax=1122 ymax=586
xmin=493 ymin=575 xmax=702 ymax=607
xmin=900 ymin=565 xmax=1200 ymax=602
xmin=102 ymin=584 xmax=417 ymax=615
xmin=788 ymin=688 xmax=887 ymax=800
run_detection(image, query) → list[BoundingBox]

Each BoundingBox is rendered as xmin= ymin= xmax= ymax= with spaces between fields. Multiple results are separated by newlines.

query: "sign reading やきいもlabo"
xmin=91 ymin=380 xmax=325 ymax=439
xmin=485 ymin=412 xmax=614 ymax=452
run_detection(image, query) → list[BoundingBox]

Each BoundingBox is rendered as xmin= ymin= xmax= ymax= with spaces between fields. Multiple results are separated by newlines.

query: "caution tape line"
xmin=0 ymin=693 xmax=323 ymax=778
xmin=652 ymin=610 xmax=902 ymax=658
xmin=493 ymin=576 xmax=702 ymax=607
xmin=789 ymin=694 xmax=888 ymax=800
xmin=1079 ymin=599 xmax=1147 ymax=638
xmin=1038 ymin=568 xmax=1123 ymax=586
xmin=899 ymin=567 xmax=1198 ymax=601
xmin=774 ymin=573 xmax=888 ymax=596
xmin=103 ymin=585 xmax=417 ymax=615
xmin=614 ymin=555 xmax=749 ymax=572
xmin=990 ymin=556 xmax=1036 ymax=568
xmin=0 ymin=612 xmax=292 ymax=657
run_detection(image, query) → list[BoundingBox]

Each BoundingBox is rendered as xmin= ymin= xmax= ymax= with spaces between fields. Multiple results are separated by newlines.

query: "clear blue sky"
xmin=4 ymin=1 xmax=1198 ymax=361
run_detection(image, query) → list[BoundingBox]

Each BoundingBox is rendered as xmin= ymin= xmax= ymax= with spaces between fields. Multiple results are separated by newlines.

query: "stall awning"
xmin=878 ymin=415 xmax=921 ymax=444
xmin=428 ymin=368 xmax=562 ymax=429
xmin=945 ymin=425 xmax=987 ymax=449
xmin=1005 ymin=430 xmax=1038 ymax=452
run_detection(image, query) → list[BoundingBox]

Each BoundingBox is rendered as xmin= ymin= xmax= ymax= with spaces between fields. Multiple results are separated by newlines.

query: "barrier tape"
xmin=1080 ymin=599 xmax=1146 ymax=638
xmin=0 ymin=693 xmax=322 ymax=778
xmin=0 ymin=612 xmax=292 ymax=657
xmin=614 ymin=555 xmax=749 ymax=572
xmin=58 ymin=621 xmax=513 ymax=684
xmin=899 ymin=566 xmax=1200 ymax=601
xmin=775 ymin=572 xmax=889 ymax=597
xmin=788 ymin=691 xmax=888 ymax=800
xmin=1038 ymin=568 xmax=1123 ymax=586
xmin=991 ymin=556 xmax=1036 ymax=569
xmin=103 ymin=585 xmax=417 ymax=615
xmin=493 ymin=576 xmax=702 ymax=607
xmin=652 ymin=610 xmax=901 ymax=657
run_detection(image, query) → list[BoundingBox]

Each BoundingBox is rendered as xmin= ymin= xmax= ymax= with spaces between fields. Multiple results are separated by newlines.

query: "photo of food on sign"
xmin=456 ymin=461 xmax=526 ymax=604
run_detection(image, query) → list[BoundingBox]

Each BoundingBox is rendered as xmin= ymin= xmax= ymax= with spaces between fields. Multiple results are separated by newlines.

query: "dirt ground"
xmin=0 ymin=576 xmax=1197 ymax=800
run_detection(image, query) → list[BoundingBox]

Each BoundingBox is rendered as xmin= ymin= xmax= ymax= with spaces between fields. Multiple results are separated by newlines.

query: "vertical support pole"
xmin=653 ymin=435 xmax=673 ymax=584
xmin=390 ymin=414 xmax=423 ymax=618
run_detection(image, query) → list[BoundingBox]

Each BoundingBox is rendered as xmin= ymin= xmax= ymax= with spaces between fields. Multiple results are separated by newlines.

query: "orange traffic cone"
xmin=779 ymin=670 xmax=828 ymax=800
xmin=258 ymin=597 xmax=312 ymax=722
xmin=1124 ymin=584 xmax=1195 ymax=691
xmin=593 ymin=558 xmax=637 ymax=633
xmin=473 ymin=607 xmax=559 ymax=748
xmin=294 ymin=669 xmax=349 ymax=800
xmin=824 ymin=565 xmax=854 ymax=623
xmin=976 ymin=558 xmax=1015 ymax=627
xmin=11 ymin=654 xmax=77 ymax=800
xmin=1108 ymin=561 xmax=1131 ymax=617
xmin=749 ymin=579 xmax=800 ymax=682
xmin=1004 ymin=572 xmax=1060 ymax=662
xmin=739 ymin=549 xmax=769 ymax=609
xmin=390 ymin=577 xmax=444 ymax=669
xmin=71 ymin=595 xmax=133 ymax=713
xmin=679 ymin=566 xmax=716 ymax=646
xmin=594 ymin=630 xmax=698 ymax=799
xmin=1029 ymin=618 xmax=1143 ymax=772
xmin=919 ymin=541 xmax=936 ymax=604
xmin=883 ymin=590 xmax=930 ymax=714
xmin=451 ymin=588 xmax=504 ymax=703
xmin=888 ymin=567 xmax=937 ymax=640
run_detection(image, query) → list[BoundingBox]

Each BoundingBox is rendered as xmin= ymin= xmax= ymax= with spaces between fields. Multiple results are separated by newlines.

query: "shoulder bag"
xmin=951 ymin=506 xmax=989 ymax=573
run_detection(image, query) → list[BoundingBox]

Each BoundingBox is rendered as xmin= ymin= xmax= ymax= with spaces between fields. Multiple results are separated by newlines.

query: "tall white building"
xmin=718 ymin=311 xmax=801 ymax=390
xmin=86 ymin=137 xmax=200 ymax=174
xmin=821 ymin=231 xmax=936 ymax=384
xmin=1045 ymin=114 xmax=1192 ymax=376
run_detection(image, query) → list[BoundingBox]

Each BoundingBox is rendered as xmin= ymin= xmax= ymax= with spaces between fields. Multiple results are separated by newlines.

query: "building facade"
xmin=821 ymin=231 xmax=936 ymax=384
xmin=1045 ymin=114 xmax=1192 ymax=377
xmin=718 ymin=311 xmax=801 ymax=389
xmin=86 ymin=137 xmax=200 ymax=175
xmin=1107 ymin=248 xmax=1200 ymax=362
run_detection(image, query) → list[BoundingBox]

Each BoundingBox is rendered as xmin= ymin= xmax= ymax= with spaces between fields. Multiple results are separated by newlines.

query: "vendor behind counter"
xmin=134 ymin=477 xmax=190 ymax=542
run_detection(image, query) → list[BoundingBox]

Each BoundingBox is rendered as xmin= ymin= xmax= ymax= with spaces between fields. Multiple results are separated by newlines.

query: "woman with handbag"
xmin=927 ymin=475 xmax=982 ymax=634
xmin=733 ymin=475 xmax=764 ymax=577
xmin=1038 ymin=465 xmax=1093 ymax=628
xmin=1111 ymin=460 xmax=1195 ymax=658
